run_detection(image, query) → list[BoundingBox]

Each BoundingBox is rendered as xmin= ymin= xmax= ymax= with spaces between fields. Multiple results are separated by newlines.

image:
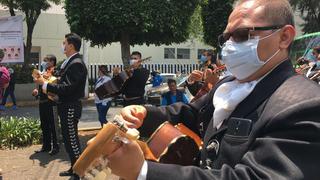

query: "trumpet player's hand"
xmin=120 ymin=105 xmax=146 ymax=129
xmin=33 ymin=76 xmax=45 ymax=85
xmin=108 ymin=140 xmax=144 ymax=180
xmin=42 ymin=72 xmax=50 ymax=79
xmin=188 ymin=70 xmax=203 ymax=84
xmin=32 ymin=89 xmax=38 ymax=96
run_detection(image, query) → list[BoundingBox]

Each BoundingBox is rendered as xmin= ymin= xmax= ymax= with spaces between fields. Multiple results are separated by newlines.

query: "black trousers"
xmin=39 ymin=100 xmax=58 ymax=150
xmin=58 ymin=101 xmax=82 ymax=166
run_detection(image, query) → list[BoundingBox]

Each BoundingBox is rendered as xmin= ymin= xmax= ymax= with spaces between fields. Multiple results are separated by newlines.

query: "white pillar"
xmin=83 ymin=39 xmax=89 ymax=98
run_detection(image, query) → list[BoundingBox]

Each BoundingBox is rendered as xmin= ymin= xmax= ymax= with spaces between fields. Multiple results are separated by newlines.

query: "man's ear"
xmin=279 ymin=25 xmax=296 ymax=50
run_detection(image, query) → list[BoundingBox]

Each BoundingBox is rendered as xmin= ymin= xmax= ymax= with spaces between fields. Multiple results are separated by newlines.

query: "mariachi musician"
xmin=34 ymin=33 xmax=87 ymax=179
xmin=32 ymin=54 xmax=59 ymax=156
xmin=121 ymin=51 xmax=150 ymax=106
xmin=186 ymin=50 xmax=221 ymax=102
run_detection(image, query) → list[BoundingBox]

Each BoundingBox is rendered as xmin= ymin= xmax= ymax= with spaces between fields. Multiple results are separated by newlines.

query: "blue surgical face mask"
xmin=200 ymin=55 xmax=207 ymax=63
xmin=316 ymin=61 xmax=320 ymax=67
xmin=41 ymin=61 xmax=48 ymax=71
xmin=221 ymin=29 xmax=281 ymax=80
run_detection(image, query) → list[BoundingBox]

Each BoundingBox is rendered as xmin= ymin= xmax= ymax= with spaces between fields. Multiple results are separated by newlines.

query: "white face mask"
xmin=61 ymin=44 xmax=66 ymax=54
xmin=221 ymin=30 xmax=281 ymax=80
xmin=41 ymin=61 xmax=48 ymax=71
xmin=129 ymin=59 xmax=139 ymax=66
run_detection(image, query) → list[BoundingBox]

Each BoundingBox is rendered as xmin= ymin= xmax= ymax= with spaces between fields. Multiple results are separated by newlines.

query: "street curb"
xmin=15 ymin=97 xmax=95 ymax=107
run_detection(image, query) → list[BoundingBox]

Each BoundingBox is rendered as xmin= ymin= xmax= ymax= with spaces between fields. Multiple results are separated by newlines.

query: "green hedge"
xmin=0 ymin=117 xmax=41 ymax=149
xmin=6 ymin=64 xmax=35 ymax=84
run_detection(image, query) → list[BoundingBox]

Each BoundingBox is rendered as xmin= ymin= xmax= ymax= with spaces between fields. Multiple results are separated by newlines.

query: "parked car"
xmin=145 ymin=74 xmax=192 ymax=106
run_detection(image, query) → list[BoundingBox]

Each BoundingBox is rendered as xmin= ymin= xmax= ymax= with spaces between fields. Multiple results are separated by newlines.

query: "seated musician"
xmin=121 ymin=51 xmax=150 ymax=106
xmin=161 ymin=79 xmax=189 ymax=106
xmin=106 ymin=0 xmax=320 ymax=180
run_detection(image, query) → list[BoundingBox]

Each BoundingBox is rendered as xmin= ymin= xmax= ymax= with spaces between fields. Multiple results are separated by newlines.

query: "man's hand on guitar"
xmin=120 ymin=105 xmax=147 ymax=129
xmin=108 ymin=140 xmax=145 ymax=180
xmin=204 ymin=68 xmax=219 ymax=85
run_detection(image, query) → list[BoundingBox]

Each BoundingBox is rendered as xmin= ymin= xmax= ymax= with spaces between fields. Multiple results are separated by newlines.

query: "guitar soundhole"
xmin=158 ymin=136 xmax=199 ymax=166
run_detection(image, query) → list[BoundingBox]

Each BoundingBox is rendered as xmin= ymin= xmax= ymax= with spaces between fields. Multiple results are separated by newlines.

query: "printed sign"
xmin=0 ymin=15 xmax=24 ymax=63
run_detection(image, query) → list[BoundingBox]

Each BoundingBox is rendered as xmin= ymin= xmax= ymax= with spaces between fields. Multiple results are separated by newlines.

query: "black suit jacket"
xmin=47 ymin=53 xmax=87 ymax=103
xmin=120 ymin=67 xmax=149 ymax=98
xmin=142 ymin=60 xmax=320 ymax=180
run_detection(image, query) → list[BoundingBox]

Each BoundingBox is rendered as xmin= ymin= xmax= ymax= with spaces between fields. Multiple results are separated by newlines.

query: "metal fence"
xmin=88 ymin=63 xmax=200 ymax=90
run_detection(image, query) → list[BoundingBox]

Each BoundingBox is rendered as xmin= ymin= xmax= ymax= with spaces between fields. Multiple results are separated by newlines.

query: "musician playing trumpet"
xmin=32 ymin=54 xmax=59 ymax=156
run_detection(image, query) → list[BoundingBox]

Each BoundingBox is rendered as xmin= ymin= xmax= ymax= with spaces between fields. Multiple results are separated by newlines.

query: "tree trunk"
xmin=120 ymin=31 xmax=131 ymax=68
xmin=24 ymin=26 xmax=33 ymax=66
xmin=9 ymin=7 xmax=15 ymax=16
xmin=23 ymin=10 xmax=40 ymax=67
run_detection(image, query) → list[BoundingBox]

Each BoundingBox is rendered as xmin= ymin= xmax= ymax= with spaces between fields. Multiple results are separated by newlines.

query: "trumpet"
xmin=32 ymin=69 xmax=59 ymax=102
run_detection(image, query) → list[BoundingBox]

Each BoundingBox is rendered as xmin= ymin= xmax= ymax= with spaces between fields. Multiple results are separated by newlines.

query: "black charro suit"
xmin=46 ymin=53 xmax=87 ymax=167
xmin=139 ymin=60 xmax=320 ymax=180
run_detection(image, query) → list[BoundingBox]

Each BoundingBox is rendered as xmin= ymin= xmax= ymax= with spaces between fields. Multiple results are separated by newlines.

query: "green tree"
xmin=188 ymin=4 xmax=204 ymax=40
xmin=290 ymin=0 xmax=320 ymax=34
xmin=65 ymin=0 xmax=200 ymax=66
xmin=201 ymin=0 xmax=234 ymax=49
xmin=0 ymin=0 xmax=61 ymax=65
xmin=0 ymin=0 xmax=17 ymax=16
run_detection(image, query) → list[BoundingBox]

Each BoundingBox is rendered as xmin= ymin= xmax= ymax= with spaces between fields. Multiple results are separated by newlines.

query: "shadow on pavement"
xmin=28 ymin=131 xmax=98 ymax=168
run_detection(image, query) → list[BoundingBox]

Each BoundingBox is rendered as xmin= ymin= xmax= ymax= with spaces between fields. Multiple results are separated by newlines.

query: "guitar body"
xmin=72 ymin=117 xmax=202 ymax=179
xmin=95 ymin=70 xmax=130 ymax=99
xmin=146 ymin=122 xmax=202 ymax=166
xmin=73 ymin=116 xmax=140 ymax=178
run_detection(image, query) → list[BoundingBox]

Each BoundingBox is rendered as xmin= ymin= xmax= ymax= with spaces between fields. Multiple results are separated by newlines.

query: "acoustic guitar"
xmin=73 ymin=115 xmax=202 ymax=179
xmin=95 ymin=56 xmax=151 ymax=100
xmin=32 ymin=69 xmax=59 ymax=102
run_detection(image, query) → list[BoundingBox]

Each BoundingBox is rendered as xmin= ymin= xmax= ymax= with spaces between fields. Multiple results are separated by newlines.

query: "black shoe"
xmin=59 ymin=169 xmax=73 ymax=176
xmin=34 ymin=148 xmax=50 ymax=153
xmin=49 ymin=148 xmax=59 ymax=156
xmin=72 ymin=174 xmax=80 ymax=180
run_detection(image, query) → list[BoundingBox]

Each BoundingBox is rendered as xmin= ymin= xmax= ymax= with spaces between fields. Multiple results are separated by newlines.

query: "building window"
xmin=177 ymin=48 xmax=190 ymax=59
xmin=30 ymin=46 xmax=41 ymax=64
xmin=164 ymin=48 xmax=175 ymax=59
xmin=198 ymin=49 xmax=206 ymax=59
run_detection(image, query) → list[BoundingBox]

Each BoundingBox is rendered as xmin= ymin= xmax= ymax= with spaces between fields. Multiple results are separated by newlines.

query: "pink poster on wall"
xmin=0 ymin=15 xmax=24 ymax=63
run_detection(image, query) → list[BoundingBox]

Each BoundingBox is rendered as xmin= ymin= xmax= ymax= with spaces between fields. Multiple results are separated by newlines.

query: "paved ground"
xmin=0 ymin=132 xmax=119 ymax=180
xmin=0 ymin=103 xmax=122 ymax=129
xmin=0 ymin=102 xmax=123 ymax=180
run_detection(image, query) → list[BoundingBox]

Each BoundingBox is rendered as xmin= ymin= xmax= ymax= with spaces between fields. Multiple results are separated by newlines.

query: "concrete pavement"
xmin=0 ymin=103 xmax=122 ymax=180
xmin=0 ymin=103 xmax=122 ymax=129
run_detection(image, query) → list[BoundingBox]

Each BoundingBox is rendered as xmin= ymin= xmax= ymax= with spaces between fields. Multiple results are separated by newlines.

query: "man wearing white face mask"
xmin=121 ymin=51 xmax=149 ymax=106
xmin=103 ymin=0 xmax=320 ymax=180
